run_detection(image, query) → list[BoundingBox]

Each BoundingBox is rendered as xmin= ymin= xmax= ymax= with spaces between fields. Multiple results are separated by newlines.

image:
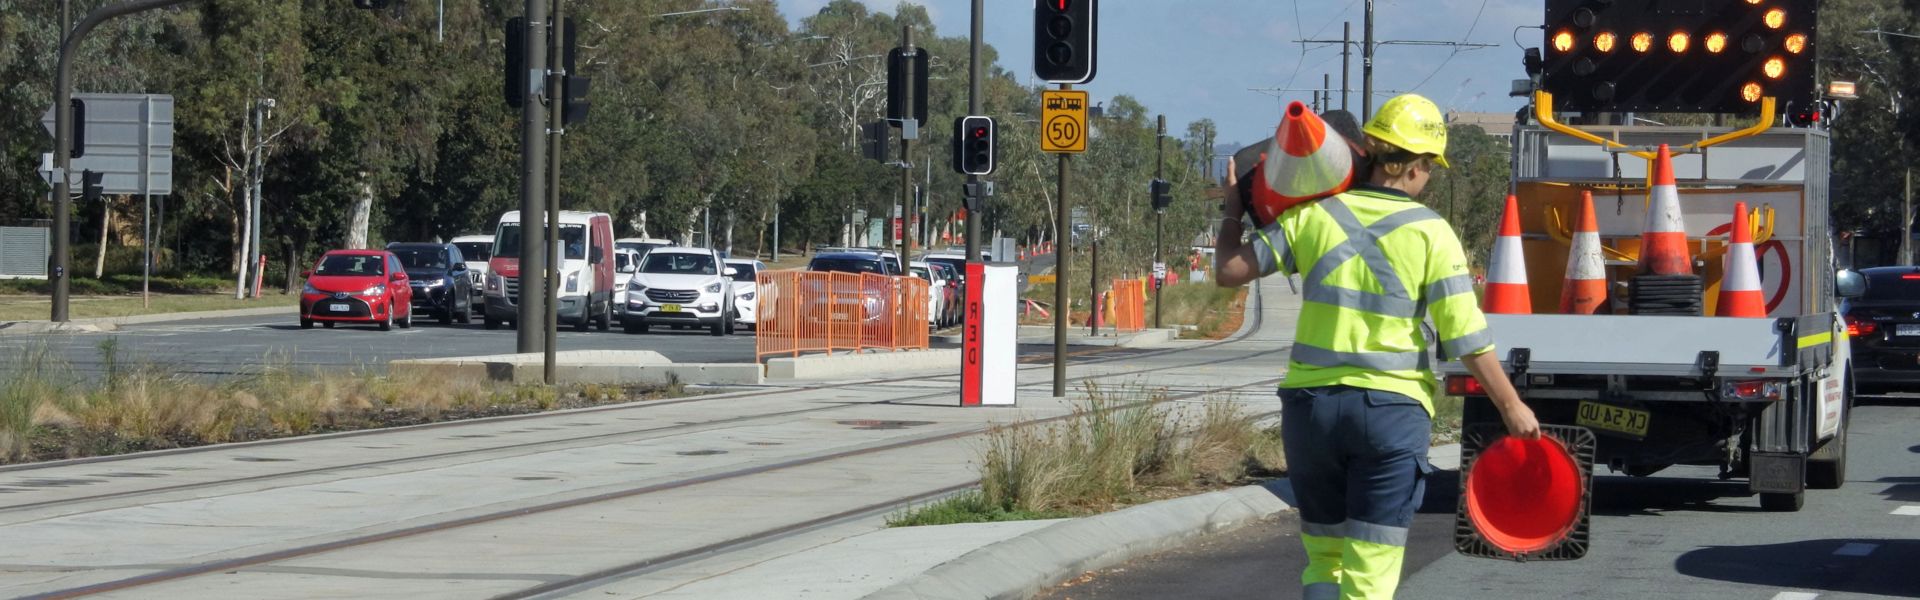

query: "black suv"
xmin=1843 ymin=266 xmax=1920 ymax=393
xmin=387 ymin=242 xmax=474 ymax=325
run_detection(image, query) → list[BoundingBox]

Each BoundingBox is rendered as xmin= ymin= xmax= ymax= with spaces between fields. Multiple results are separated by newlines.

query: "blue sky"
xmin=773 ymin=0 xmax=1538 ymax=148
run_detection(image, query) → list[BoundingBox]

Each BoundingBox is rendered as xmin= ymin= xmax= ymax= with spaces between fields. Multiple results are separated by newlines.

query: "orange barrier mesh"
xmin=756 ymin=271 xmax=931 ymax=362
xmin=1108 ymin=278 xmax=1148 ymax=333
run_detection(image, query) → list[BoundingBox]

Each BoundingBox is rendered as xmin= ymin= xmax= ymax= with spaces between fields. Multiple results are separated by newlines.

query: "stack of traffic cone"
xmin=1484 ymin=194 xmax=1532 ymax=314
xmin=1717 ymin=202 xmax=1766 ymax=317
xmin=1628 ymin=144 xmax=1705 ymax=316
xmin=1244 ymin=101 xmax=1357 ymax=226
xmin=1560 ymin=190 xmax=1608 ymax=314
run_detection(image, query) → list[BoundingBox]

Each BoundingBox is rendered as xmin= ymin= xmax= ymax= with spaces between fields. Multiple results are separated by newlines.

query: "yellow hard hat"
xmin=1364 ymin=94 xmax=1450 ymax=168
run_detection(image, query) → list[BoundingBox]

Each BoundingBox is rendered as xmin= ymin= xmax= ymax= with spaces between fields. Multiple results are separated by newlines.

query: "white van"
xmin=450 ymin=234 xmax=493 ymax=303
xmin=483 ymin=210 xmax=617 ymax=331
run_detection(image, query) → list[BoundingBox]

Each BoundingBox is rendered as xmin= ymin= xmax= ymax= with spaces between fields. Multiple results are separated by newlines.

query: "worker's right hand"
xmin=1221 ymin=157 xmax=1244 ymax=220
xmin=1501 ymin=402 xmax=1542 ymax=440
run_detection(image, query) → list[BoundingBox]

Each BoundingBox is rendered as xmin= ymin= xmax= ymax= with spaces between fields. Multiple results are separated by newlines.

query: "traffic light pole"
xmin=898 ymin=26 xmax=914 ymax=272
xmin=517 ymin=0 xmax=549 ymax=355
xmin=1363 ymin=0 xmax=1374 ymax=119
xmin=543 ymin=0 xmax=565 ymax=384
xmin=1154 ymin=114 xmax=1165 ymax=330
xmin=965 ymin=0 xmax=983 ymax=268
xmin=1053 ymin=83 xmax=1071 ymax=399
xmin=49 ymin=0 xmax=196 ymax=322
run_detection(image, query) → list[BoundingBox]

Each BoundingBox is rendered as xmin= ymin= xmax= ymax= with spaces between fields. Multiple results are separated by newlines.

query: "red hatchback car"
xmin=301 ymin=250 xmax=414 ymax=330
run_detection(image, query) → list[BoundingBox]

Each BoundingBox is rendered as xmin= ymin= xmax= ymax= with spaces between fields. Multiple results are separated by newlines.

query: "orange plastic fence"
xmin=1108 ymin=278 xmax=1148 ymax=333
xmin=755 ymin=271 xmax=931 ymax=362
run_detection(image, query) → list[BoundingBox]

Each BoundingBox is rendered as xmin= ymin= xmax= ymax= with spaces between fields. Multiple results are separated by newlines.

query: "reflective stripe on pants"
xmin=1282 ymin=385 xmax=1432 ymax=599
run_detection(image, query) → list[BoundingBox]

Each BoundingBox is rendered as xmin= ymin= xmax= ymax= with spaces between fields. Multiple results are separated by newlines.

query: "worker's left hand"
xmin=1501 ymin=402 xmax=1542 ymax=440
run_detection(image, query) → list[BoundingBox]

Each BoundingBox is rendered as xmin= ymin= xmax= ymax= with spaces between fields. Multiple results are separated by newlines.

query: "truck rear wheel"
xmin=1807 ymin=383 xmax=1850 ymax=490
xmin=1760 ymin=491 xmax=1804 ymax=512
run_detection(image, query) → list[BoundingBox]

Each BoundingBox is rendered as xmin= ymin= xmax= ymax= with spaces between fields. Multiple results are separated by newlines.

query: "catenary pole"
xmin=517 ymin=0 xmax=549 ymax=353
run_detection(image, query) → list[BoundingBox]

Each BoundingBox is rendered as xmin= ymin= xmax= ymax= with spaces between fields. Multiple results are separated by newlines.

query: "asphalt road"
xmin=1038 ymin=396 xmax=1920 ymax=600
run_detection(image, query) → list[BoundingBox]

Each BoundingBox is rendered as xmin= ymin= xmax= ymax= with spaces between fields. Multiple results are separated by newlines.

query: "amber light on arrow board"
xmin=1764 ymin=8 xmax=1787 ymax=29
xmin=1706 ymin=32 xmax=1728 ymax=53
xmin=1764 ymin=56 xmax=1786 ymax=79
xmin=1785 ymin=34 xmax=1807 ymax=54
xmin=1594 ymin=31 xmax=1617 ymax=53
xmin=1742 ymin=82 xmax=1763 ymax=102
xmin=1668 ymin=31 xmax=1690 ymax=53
xmin=1553 ymin=30 xmax=1576 ymax=52
xmin=1632 ymin=32 xmax=1653 ymax=53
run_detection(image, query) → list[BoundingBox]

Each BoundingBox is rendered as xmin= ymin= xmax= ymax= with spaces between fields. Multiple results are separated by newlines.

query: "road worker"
xmin=1213 ymin=93 xmax=1541 ymax=599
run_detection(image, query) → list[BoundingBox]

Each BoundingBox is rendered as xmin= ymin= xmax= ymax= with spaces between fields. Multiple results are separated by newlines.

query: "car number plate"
xmin=1898 ymin=324 xmax=1920 ymax=337
xmin=662 ymin=304 xmax=681 ymax=313
xmin=1577 ymin=401 xmax=1650 ymax=439
xmin=329 ymin=303 xmax=349 ymax=312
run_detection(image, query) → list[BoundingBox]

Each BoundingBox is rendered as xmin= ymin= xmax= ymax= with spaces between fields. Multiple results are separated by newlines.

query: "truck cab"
xmin=482 ymin=210 xmax=617 ymax=332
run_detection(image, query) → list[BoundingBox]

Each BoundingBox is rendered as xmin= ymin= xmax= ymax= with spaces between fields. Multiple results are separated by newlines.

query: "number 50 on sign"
xmin=1041 ymin=90 xmax=1088 ymax=154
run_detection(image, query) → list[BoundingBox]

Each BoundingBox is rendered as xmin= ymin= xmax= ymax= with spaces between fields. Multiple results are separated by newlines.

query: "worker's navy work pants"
xmin=1280 ymin=385 xmax=1433 ymax=600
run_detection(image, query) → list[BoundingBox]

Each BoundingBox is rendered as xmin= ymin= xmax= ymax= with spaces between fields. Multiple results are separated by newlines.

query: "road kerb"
xmin=0 ymin=305 xmax=292 ymax=334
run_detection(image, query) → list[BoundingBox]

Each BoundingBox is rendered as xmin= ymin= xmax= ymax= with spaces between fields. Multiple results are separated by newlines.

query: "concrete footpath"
xmin=0 ymin=305 xmax=290 ymax=335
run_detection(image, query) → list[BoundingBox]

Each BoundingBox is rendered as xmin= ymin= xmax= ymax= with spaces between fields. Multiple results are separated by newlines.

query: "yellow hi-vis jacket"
xmin=1251 ymin=186 xmax=1495 ymax=415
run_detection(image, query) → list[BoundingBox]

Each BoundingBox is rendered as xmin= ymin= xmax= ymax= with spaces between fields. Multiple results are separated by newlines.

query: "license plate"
xmin=329 ymin=303 xmax=349 ymax=312
xmin=662 ymin=304 xmax=681 ymax=313
xmin=1577 ymin=401 xmax=1650 ymax=439
xmin=1898 ymin=324 xmax=1920 ymax=337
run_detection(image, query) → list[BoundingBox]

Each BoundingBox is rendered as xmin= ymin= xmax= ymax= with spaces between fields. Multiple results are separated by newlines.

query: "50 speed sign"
xmin=1041 ymin=90 xmax=1088 ymax=154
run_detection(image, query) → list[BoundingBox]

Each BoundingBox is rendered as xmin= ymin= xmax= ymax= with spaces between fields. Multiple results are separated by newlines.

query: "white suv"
xmin=623 ymin=247 xmax=737 ymax=336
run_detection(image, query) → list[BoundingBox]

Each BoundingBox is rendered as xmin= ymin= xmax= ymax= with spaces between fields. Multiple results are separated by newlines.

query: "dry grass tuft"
xmin=0 ymin=341 xmax=686 ymax=464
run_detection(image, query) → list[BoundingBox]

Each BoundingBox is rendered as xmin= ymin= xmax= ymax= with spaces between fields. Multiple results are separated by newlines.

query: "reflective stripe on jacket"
xmin=1251 ymin=186 xmax=1493 ymax=414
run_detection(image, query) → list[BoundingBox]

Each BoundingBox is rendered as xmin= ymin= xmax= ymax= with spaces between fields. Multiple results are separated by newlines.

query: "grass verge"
xmin=888 ymin=384 xmax=1284 ymax=527
xmin=0 ymin=343 xmax=688 ymax=464
xmin=0 ymin=293 xmax=297 ymax=322
xmin=1430 ymin=395 xmax=1465 ymax=445
xmin=1148 ymin=283 xmax=1246 ymax=339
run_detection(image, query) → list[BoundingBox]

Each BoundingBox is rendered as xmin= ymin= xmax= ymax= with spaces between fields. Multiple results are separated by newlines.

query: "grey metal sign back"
xmin=40 ymin=93 xmax=174 ymax=196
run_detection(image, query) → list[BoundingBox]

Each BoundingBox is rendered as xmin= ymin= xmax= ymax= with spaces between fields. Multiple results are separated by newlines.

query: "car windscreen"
xmin=493 ymin=224 xmax=587 ymax=260
xmin=642 ymin=253 xmax=717 ymax=275
xmin=391 ymin=248 xmax=449 ymax=270
xmin=727 ymin=265 xmax=756 ymax=282
xmin=316 ymin=254 xmax=383 ymax=276
xmin=810 ymin=258 xmax=883 ymax=274
xmin=910 ymin=267 xmax=931 ymax=280
xmin=453 ymin=242 xmax=490 ymax=262
xmin=1864 ymin=272 xmax=1920 ymax=301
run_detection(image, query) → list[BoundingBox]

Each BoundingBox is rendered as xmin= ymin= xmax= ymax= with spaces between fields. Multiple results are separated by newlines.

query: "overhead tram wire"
xmin=1409 ymin=0 xmax=1492 ymax=93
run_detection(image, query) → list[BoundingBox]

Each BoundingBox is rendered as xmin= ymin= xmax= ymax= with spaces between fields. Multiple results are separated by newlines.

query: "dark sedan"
xmin=387 ymin=242 xmax=475 ymax=325
xmin=1844 ymin=266 xmax=1920 ymax=393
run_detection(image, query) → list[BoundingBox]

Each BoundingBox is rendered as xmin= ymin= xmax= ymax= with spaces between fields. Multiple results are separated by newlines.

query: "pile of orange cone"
xmin=1484 ymin=194 xmax=1532 ymax=314
xmin=1639 ymin=144 xmax=1692 ymax=277
xmin=1560 ymin=190 xmax=1608 ymax=314
xmin=1717 ymin=202 xmax=1766 ymax=317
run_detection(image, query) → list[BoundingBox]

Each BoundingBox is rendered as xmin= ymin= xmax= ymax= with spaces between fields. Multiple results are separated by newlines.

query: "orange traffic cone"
xmin=1247 ymin=101 xmax=1356 ymax=225
xmin=1484 ymin=194 xmax=1532 ymax=314
xmin=1717 ymin=202 xmax=1766 ymax=317
xmin=1560 ymin=190 xmax=1608 ymax=314
xmin=1639 ymin=144 xmax=1692 ymax=276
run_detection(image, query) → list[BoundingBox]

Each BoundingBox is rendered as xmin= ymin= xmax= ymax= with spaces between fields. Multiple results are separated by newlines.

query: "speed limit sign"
xmin=1041 ymin=90 xmax=1088 ymax=154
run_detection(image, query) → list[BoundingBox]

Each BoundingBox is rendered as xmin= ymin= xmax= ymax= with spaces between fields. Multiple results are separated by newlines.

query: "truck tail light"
xmin=1725 ymin=379 xmax=1784 ymax=400
xmin=1446 ymin=375 xmax=1486 ymax=396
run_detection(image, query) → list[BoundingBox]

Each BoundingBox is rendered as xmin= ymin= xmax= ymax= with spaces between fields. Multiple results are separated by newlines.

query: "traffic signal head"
xmin=862 ymin=121 xmax=892 ymax=163
xmin=1149 ymin=179 xmax=1172 ymax=212
xmin=1033 ymin=0 xmax=1097 ymax=84
xmin=80 ymin=170 xmax=103 ymax=203
xmin=953 ymin=116 xmax=997 ymax=175
xmin=1541 ymin=0 xmax=1816 ymax=113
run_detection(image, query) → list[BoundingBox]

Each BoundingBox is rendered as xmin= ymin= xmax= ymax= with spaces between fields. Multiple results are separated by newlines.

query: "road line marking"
xmin=1893 ymin=505 xmax=1920 ymax=516
xmin=1832 ymin=543 xmax=1878 ymax=557
xmin=1770 ymin=593 xmax=1819 ymax=600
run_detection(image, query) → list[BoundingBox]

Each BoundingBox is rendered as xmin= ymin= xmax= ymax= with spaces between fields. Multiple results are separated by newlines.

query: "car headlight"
xmin=704 ymin=282 xmax=723 ymax=294
xmin=302 ymin=283 xmax=319 ymax=295
xmin=628 ymin=280 xmax=647 ymax=292
xmin=486 ymin=274 xmax=501 ymax=292
xmin=565 ymin=272 xmax=580 ymax=293
xmin=740 ymin=292 xmax=755 ymax=302
xmin=421 ymin=278 xmax=446 ymax=288
xmin=360 ymin=285 xmax=385 ymax=297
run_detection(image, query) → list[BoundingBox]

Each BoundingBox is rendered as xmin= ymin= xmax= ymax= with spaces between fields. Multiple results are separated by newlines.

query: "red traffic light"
xmin=973 ymin=127 xmax=988 ymax=138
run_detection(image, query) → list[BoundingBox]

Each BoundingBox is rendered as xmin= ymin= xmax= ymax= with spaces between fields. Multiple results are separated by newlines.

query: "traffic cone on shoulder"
xmin=1560 ymin=191 xmax=1608 ymax=314
xmin=1717 ymin=202 xmax=1766 ymax=317
xmin=1247 ymin=101 xmax=1356 ymax=225
xmin=1484 ymin=194 xmax=1532 ymax=314
xmin=1639 ymin=144 xmax=1692 ymax=276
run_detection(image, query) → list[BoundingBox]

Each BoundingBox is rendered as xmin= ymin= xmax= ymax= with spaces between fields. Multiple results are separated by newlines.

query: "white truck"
xmin=1442 ymin=121 xmax=1856 ymax=512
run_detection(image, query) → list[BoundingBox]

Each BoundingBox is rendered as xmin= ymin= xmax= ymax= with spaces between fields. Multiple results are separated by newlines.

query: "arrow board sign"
xmin=41 ymin=94 xmax=174 ymax=196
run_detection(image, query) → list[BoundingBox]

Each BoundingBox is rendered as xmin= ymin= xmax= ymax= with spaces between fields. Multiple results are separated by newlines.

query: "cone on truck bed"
xmin=1628 ymin=144 xmax=1705 ymax=315
xmin=1561 ymin=190 xmax=1609 ymax=314
xmin=1717 ymin=201 xmax=1766 ymax=317
xmin=1484 ymin=194 xmax=1532 ymax=314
